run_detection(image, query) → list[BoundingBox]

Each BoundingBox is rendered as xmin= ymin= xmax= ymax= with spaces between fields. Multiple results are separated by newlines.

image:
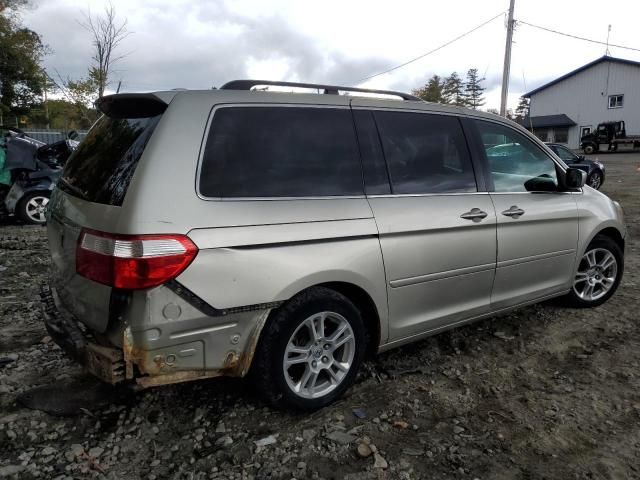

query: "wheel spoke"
xmin=601 ymin=276 xmax=615 ymax=288
xmin=295 ymin=367 xmax=312 ymax=393
xmin=304 ymin=371 xmax=319 ymax=391
xmin=585 ymin=250 xmax=597 ymax=267
xmin=335 ymin=361 xmax=349 ymax=372
xmin=307 ymin=316 xmax=321 ymax=342
xmin=326 ymin=366 xmax=340 ymax=384
xmin=582 ymin=283 xmax=594 ymax=300
xmin=334 ymin=331 xmax=353 ymax=349
xmin=329 ymin=323 xmax=348 ymax=343
xmin=285 ymin=353 xmax=308 ymax=367
xmin=574 ymin=272 xmax=588 ymax=285
xmin=599 ymin=253 xmax=615 ymax=271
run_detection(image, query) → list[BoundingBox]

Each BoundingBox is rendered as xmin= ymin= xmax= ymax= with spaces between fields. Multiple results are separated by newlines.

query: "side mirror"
xmin=524 ymin=175 xmax=558 ymax=192
xmin=67 ymin=130 xmax=78 ymax=140
xmin=565 ymin=167 xmax=586 ymax=189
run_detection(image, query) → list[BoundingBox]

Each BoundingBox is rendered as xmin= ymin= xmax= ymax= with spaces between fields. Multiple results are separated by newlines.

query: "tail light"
xmin=76 ymin=229 xmax=198 ymax=290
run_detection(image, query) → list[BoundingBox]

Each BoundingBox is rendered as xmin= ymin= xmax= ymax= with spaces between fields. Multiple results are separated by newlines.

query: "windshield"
xmin=60 ymin=114 xmax=161 ymax=206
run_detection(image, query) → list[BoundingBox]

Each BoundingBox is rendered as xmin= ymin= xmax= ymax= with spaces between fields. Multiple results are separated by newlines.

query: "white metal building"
xmin=523 ymin=56 xmax=640 ymax=149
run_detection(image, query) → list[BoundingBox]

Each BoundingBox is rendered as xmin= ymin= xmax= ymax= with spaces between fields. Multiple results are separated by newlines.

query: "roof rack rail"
xmin=220 ymin=80 xmax=422 ymax=102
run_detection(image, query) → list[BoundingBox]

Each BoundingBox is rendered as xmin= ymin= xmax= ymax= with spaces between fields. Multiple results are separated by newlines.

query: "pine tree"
xmin=412 ymin=75 xmax=444 ymax=103
xmin=463 ymin=68 xmax=486 ymax=110
xmin=514 ymin=96 xmax=530 ymax=122
xmin=442 ymin=72 xmax=465 ymax=106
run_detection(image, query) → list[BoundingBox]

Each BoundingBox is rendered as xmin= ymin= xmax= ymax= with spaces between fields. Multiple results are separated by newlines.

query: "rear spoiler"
xmin=96 ymin=94 xmax=168 ymax=119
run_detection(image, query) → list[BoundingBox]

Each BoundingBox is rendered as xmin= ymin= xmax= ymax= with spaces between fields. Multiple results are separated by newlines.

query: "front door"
xmin=353 ymin=108 xmax=497 ymax=341
xmin=471 ymin=120 xmax=579 ymax=309
xmin=580 ymin=126 xmax=592 ymax=140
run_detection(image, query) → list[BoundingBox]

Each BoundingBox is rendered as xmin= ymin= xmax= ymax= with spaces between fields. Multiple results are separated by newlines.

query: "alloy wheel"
xmin=282 ymin=311 xmax=356 ymax=399
xmin=25 ymin=196 xmax=49 ymax=224
xmin=588 ymin=172 xmax=602 ymax=189
xmin=573 ymin=248 xmax=618 ymax=302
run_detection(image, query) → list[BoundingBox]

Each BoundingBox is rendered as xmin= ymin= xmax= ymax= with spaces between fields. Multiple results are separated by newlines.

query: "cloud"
xmin=26 ymin=0 xmax=391 ymax=93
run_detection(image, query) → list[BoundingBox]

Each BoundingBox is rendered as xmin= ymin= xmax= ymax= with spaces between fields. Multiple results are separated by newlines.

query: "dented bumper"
xmin=40 ymin=283 xmax=272 ymax=388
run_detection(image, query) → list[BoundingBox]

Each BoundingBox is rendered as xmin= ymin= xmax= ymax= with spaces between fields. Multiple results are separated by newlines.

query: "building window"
xmin=554 ymin=128 xmax=569 ymax=144
xmin=608 ymin=94 xmax=624 ymax=109
xmin=533 ymin=129 xmax=548 ymax=142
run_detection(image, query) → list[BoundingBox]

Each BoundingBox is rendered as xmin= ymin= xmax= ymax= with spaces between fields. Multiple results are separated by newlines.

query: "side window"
xmin=475 ymin=120 xmax=559 ymax=193
xmin=552 ymin=145 xmax=576 ymax=163
xmin=374 ymin=111 xmax=477 ymax=194
xmin=199 ymin=107 xmax=363 ymax=198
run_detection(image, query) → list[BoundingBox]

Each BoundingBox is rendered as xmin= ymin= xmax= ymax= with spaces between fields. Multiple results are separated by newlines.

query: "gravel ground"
xmin=1 ymin=152 xmax=639 ymax=480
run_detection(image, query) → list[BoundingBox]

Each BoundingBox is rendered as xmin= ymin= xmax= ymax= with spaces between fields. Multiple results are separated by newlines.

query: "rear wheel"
xmin=17 ymin=191 xmax=50 ymax=225
xmin=587 ymin=171 xmax=603 ymax=189
xmin=251 ymin=287 xmax=366 ymax=410
xmin=565 ymin=235 xmax=623 ymax=308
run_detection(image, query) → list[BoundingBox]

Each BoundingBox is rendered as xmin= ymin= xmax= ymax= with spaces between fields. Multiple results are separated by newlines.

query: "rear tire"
xmin=17 ymin=191 xmax=50 ymax=225
xmin=583 ymin=144 xmax=596 ymax=155
xmin=564 ymin=235 xmax=623 ymax=308
xmin=251 ymin=287 xmax=366 ymax=411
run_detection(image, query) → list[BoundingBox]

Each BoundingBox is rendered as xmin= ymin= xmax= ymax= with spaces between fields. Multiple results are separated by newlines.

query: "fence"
xmin=20 ymin=128 xmax=88 ymax=144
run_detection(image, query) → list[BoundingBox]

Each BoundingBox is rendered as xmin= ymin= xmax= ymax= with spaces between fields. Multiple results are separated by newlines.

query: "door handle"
xmin=501 ymin=205 xmax=525 ymax=218
xmin=460 ymin=208 xmax=488 ymax=222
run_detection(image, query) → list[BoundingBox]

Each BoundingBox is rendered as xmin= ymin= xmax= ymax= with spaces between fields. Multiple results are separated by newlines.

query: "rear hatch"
xmin=47 ymin=94 xmax=167 ymax=334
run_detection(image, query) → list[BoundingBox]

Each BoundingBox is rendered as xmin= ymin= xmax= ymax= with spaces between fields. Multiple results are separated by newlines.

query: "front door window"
xmin=475 ymin=121 xmax=558 ymax=193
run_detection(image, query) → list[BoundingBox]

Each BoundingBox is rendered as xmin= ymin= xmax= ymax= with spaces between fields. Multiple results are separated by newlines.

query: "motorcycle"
xmin=0 ymin=128 xmax=78 ymax=225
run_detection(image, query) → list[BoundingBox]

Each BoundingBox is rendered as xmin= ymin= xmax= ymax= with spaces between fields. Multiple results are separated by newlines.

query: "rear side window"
xmin=199 ymin=107 xmax=363 ymax=198
xmin=373 ymin=111 xmax=476 ymax=194
xmin=60 ymin=115 xmax=161 ymax=206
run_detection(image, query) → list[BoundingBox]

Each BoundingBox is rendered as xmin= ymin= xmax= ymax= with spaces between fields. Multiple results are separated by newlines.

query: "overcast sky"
xmin=22 ymin=0 xmax=640 ymax=110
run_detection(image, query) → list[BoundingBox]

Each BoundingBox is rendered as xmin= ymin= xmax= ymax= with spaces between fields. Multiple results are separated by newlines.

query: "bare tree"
xmin=81 ymin=2 xmax=129 ymax=98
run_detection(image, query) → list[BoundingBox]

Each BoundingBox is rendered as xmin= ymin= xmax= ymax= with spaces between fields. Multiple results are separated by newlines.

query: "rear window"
xmin=60 ymin=115 xmax=161 ymax=206
xmin=198 ymin=106 xmax=363 ymax=198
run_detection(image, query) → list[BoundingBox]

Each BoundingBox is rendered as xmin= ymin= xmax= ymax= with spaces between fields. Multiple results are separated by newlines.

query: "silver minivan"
xmin=42 ymin=80 xmax=626 ymax=410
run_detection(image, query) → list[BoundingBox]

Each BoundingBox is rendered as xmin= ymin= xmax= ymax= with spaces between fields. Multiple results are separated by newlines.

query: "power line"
xmin=517 ymin=20 xmax=640 ymax=53
xmin=352 ymin=11 xmax=506 ymax=85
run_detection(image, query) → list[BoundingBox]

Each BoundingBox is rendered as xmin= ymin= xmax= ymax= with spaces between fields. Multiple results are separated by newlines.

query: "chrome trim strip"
xmin=390 ymin=262 xmax=495 ymax=288
xmin=497 ymin=249 xmax=575 ymax=268
xmin=367 ymin=192 xmax=487 ymax=199
xmin=170 ymin=323 xmax=238 ymax=340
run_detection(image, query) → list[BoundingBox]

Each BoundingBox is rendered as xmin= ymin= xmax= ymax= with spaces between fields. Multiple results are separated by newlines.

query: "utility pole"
xmin=499 ymin=0 xmax=516 ymax=117
xmin=44 ymin=88 xmax=50 ymax=129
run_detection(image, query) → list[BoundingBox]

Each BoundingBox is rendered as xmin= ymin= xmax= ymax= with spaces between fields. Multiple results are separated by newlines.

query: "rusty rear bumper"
xmin=40 ymin=284 xmax=125 ymax=383
xmin=40 ymin=283 xmax=270 ymax=388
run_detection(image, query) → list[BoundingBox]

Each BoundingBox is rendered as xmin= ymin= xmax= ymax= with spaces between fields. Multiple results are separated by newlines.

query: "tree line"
xmin=412 ymin=69 xmax=486 ymax=109
xmin=412 ymin=69 xmax=531 ymax=122
xmin=1 ymin=0 xmax=127 ymax=129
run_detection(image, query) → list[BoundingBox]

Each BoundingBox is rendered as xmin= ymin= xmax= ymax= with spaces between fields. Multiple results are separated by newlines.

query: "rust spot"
xmin=83 ymin=343 xmax=124 ymax=384
xmin=232 ymin=310 xmax=270 ymax=377
xmin=135 ymin=369 xmax=222 ymax=389
xmin=223 ymin=351 xmax=240 ymax=369
xmin=121 ymin=308 xmax=275 ymax=389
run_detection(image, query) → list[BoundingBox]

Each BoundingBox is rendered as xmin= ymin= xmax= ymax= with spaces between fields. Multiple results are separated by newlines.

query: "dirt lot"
xmin=1 ymin=152 xmax=639 ymax=480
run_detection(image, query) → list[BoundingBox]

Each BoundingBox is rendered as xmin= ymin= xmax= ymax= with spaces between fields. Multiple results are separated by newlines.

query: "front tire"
xmin=587 ymin=171 xmax=603 ymax=189
xmin=565 ymin=235 xmax=623 ymax=308
xmin=17 ymin=191 xmax=50 ymax=225
xmin=251 ymin=287 xmax=366 ymax=411
xmin=583 ymin=143 xmax=596 ymax=155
